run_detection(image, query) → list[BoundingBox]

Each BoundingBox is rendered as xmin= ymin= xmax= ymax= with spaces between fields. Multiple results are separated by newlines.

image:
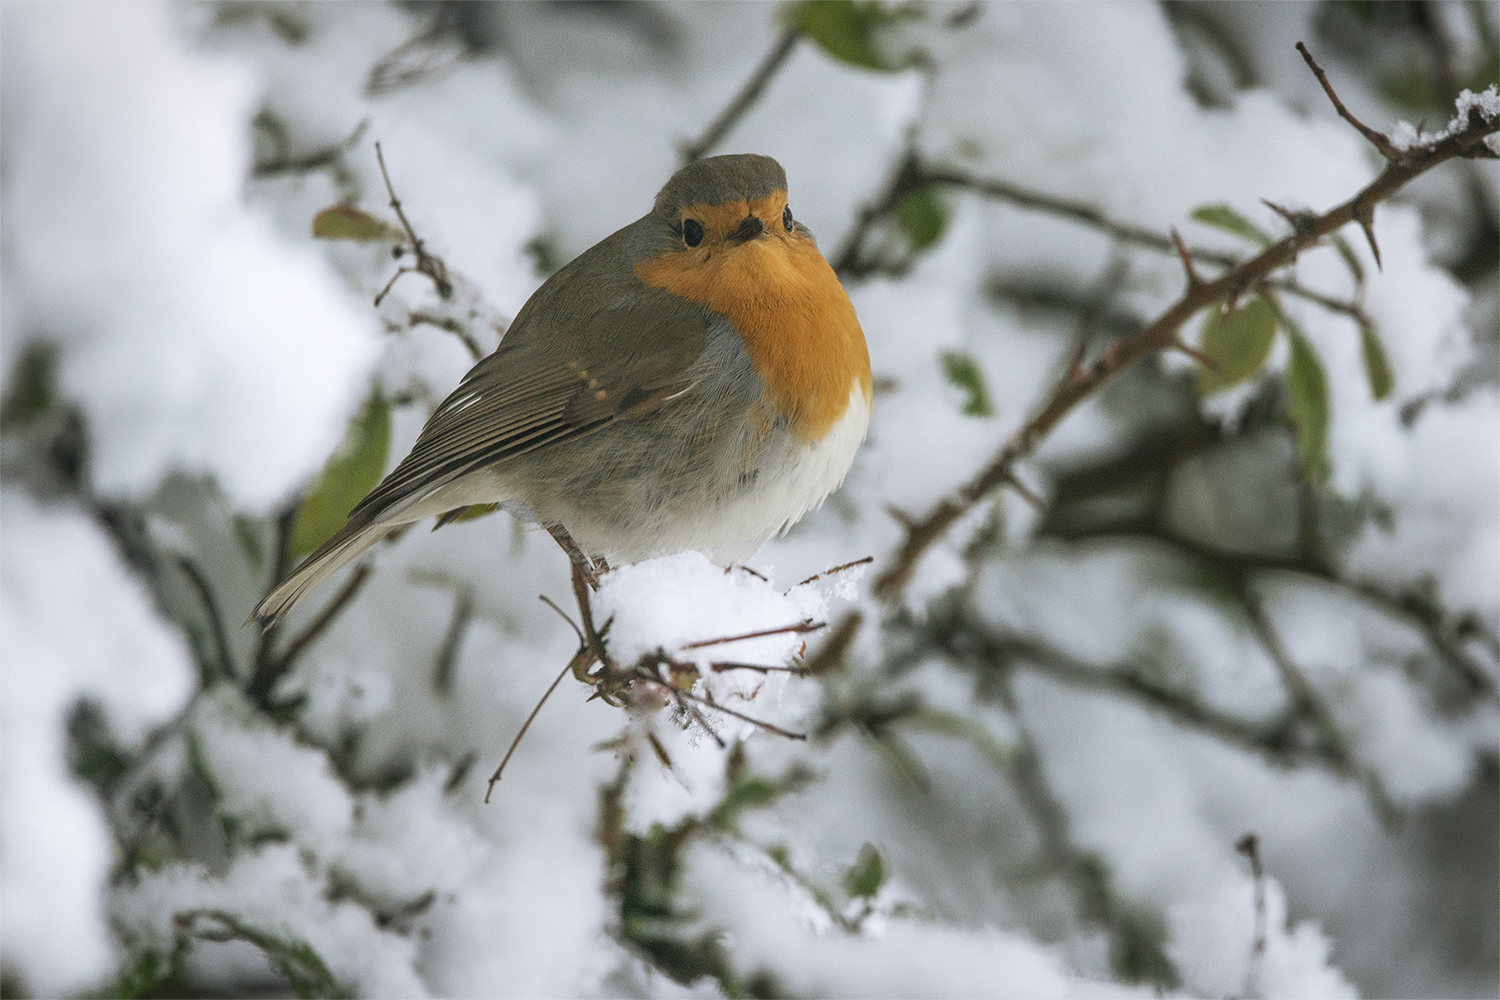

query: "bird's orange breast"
xmin=635 ymin=192 xmax=872 ymax=443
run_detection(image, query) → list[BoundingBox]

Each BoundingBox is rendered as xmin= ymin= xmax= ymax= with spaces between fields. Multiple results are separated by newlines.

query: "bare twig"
xmin=174 ymin=556 xmax=236 ymax=687
xmin=373 ymin=142 xmax=452 ymax=306
xmin=870 ymin=55 xmax=1500 ymax=602
xmin=1296 ymin=42 xmax=1401 ymax=162
xmin=1237 ymin=832 xmax=1268 ymax=998
xmin=1236 ymin=834 xmax=1268 ymax=958
xmin=634 ymin=667 xmax=807 ymax=740
xmin=679 ymin=621 xmax=824 ymax=650
xmin=409 ymin=311 xmax=485 ymax=362
xmin=253 ymin=119 xmax=369 ymax=178
xmin=795 ymin=556 xmax=874 ymax=589
xmin=681 ymin=25 xmax=802 ymax=165
xmin=485 ymin=658 xmax=575 ymax=803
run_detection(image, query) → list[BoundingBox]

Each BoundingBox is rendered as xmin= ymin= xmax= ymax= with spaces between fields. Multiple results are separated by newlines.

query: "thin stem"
xmin=174 ymin=556 xmax=236 ymax=687
xmin=485 ymin=658 xmax=575 ymax=803
xmin=681 ymin=26 xmax=802 ymax=165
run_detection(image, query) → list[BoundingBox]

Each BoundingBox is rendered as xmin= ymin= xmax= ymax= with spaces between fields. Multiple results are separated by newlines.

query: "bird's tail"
xmin=249 ymin=519 xmax=398 ymax=630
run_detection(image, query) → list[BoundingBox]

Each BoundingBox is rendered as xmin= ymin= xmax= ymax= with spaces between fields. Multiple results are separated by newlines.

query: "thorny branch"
xmin=869 ymin=46 xmax=1500 ymax=603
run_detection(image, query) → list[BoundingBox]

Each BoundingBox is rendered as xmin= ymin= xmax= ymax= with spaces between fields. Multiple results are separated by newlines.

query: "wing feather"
xmin=348 ymin=287 xmax=709 ymax=527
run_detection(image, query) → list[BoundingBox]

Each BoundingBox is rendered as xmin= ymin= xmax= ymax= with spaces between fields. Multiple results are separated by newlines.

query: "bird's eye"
xmin=683 ymin=219 xmax=704 ymax=247
xmin=782 ymin=205 xmax=794 ymax=232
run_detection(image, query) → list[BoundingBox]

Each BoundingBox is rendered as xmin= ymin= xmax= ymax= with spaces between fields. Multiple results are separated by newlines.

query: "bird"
xmin=252 ymin=153 xmax=871 ymax=628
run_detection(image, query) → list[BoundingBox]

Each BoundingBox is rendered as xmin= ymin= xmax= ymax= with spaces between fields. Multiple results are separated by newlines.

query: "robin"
xmin=252 ymin=154 xmax=871 ymax=627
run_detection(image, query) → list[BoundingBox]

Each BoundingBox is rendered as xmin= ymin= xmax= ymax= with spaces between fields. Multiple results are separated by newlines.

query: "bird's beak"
xmin=729 ymin=214 xmax=766 ymax=243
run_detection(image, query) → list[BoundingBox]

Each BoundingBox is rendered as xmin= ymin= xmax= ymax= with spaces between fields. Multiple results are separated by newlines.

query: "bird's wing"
xmin=348 ymin=285 xmax=709 ymax=525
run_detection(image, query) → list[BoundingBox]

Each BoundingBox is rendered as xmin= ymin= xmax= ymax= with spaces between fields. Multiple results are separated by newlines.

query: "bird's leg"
xmin=545 ymin=522 xmax=602 ymax=590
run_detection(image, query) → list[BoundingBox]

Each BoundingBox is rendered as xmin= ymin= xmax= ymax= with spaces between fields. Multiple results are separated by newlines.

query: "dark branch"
xmin=174 ymin=556 xmax=236 ymax=687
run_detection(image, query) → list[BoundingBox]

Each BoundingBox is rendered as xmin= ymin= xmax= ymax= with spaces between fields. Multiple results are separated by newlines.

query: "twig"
xmin=1296 ymin=43 xmax=1401 ymax=162
xmin=1241 ymin=587 xmax=1401 ymax=828
xmin=679 ymin=621 xmax=825 ymax=650
xmin=709 ymin=661 xmax=809 ymax=675
xmin=1236 ymin=834 xmax=1268 ymax=957
xmin=633 ymin=668 xmax=807 ymax=740
xmin=1237 ymin=833 xmax=1268 ymax=999
xmin=795 ymin=556 xmax=874 ymax=589
xmin=485 ymin=658 xmax=575 ymax=803
xmin=681 ymin=26 xmax=802 ymax=164
xmin=174 ymin=556 xmax=236 ymax=687
xmin=409 ymin=311 xmax=485 ymax=362
xmin=871 ymin=55 xmax=1500 ymax=602
xmin=253 ymin=119 xmax=369 ymax=178
xmin=373 ymin=142 xmax=451 ymax=306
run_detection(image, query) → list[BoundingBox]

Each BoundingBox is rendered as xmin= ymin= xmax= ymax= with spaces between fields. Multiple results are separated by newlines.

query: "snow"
xmin=0 ymin=493 xmax=193 ymax=995
xmin=0 ymin=3 xmax=379 ymax=508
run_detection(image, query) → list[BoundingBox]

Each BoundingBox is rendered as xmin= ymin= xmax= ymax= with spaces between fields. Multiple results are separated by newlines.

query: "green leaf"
xmin=232 ymin=513 xmax=266 ymax=572
xmin=312 ymin=204 xmax=403 ymax=242
xmin=1358 ymin=320 xmax=1394 ymax=401
xmin=0 ymin=340 xmax=57 ymax=431
xmin=898 ymin=187 xmax=950 ymax=251
xmin=1195 ymin=296 xmax=1278 ymax=396
xmin=843 ymin=843 xmax=886 ymax=899
xmin=791 ymin=1 xmax=921 ymax=72
xmin=1329 ymin=233 xmax=1365 ymax=287
xmin=1190 ymin=204 xmax=1273 ymax=247
xmin=940 ymin=350 xmax=994 ymax=417
xmin=290 ymin=390 xmax=391 ymax=559
xmin=1286 ymin=329 xmax=1330 ymax=481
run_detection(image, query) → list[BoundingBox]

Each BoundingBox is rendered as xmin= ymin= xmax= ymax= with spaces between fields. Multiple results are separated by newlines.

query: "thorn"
xmin=1261 ymin=198 xmax=1317 ymax=237
xmin=885 ymin=503 xmax=916 ymax=529
xmin=1003 ymin=470 xmax=1045 ymax=511
xmin=1356 ymin=208 xmax=1382 ymax=271
xmin=1173 ymin=339 xmax=1219 ymax=370
xmin=1260 ymin=198 xmax=1296 ymax=226
xmin=1170 ymin=227 xmax=1202 ymax=288
xmin=1064 ymin=338 xmax=1089 ymax=384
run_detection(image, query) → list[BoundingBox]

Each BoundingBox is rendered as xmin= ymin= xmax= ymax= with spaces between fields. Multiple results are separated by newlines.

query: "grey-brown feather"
xmin=252 ymin=154 xmax=812 ymax=629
